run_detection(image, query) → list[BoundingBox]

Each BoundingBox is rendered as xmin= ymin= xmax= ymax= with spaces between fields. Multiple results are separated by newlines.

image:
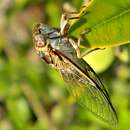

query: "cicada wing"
xmin=59 ymin=57 xmax=118 ymax=126
xmin=74 ymin=58 xmax=111 ymax=100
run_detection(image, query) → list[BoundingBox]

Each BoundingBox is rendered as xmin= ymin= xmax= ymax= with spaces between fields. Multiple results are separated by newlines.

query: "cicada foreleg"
xmin=60 ymin=8 xmax=86 ymax=57
xmin=60 ymin=0 xmax=94 ymax=57
xmin=60 ymin=12 xmax=79 ymax=36
xmin=60 ymin=0 xmax=94 ymax=35
xmin=60 ymin=5 xmax=88 ymax=36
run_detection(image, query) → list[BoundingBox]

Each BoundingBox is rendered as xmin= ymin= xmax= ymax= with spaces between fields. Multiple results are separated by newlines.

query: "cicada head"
xmin=32 ymin=23 xmax=49 ymax=55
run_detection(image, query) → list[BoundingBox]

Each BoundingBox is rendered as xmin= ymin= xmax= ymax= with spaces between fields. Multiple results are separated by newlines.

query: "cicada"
xmin=32 ymin=9 xmax=118 ymax=126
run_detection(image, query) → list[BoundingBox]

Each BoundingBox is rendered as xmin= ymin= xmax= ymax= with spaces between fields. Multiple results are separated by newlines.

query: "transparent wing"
xmin=59 ymin=57 xmax=118 ymax=126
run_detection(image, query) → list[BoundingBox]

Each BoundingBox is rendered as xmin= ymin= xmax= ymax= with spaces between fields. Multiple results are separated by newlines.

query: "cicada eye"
xmin=33 ymin=34 xmax=47 ymax=48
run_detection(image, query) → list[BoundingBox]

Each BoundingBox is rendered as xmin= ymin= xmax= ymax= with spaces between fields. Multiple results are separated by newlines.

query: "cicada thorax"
xmin=38 ymin=33 xmax=78 ymax=69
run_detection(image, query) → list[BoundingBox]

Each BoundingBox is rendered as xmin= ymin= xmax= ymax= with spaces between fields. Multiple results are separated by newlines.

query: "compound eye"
xmin=34 ymin=34 xmax=46 ymax=48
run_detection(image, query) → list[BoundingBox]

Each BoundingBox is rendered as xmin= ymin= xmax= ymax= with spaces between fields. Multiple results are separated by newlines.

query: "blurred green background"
xmin=0 ymin=0 xmax=130 ymax=130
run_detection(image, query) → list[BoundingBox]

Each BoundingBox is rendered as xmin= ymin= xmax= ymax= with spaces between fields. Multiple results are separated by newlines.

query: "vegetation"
xmin=0 ymin=0 xmax=130 ymax=130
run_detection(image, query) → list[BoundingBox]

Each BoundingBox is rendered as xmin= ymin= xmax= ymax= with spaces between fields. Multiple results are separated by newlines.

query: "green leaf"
xmin=69 ymin=0 xmax=130 ymax=48
xmin=83 ymin=48 xmax=114 ymax=73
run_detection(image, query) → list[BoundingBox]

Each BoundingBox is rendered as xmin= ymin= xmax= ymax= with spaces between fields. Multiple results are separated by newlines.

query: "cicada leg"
xmin=60 ymin=12 xmax=80 ymax=35
xmin=60 ymin=4 xmax=89 ymax=35
xmin=60 ymin=0 xmax=94 ymax=35
xmin=68 ymin=38 xmax=81 ymax=58
xmin=60 ymin=8 xmax=86 ymax=57
xmin=69 ymin=28 xmax=105 ymax=58
xmin=78 ymin=29 xmax=105 ymax=57
xmin=69 ymin=28 xmax=92 ymax=58
xmin=60 ymin=0 xmax=94 ymax=57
